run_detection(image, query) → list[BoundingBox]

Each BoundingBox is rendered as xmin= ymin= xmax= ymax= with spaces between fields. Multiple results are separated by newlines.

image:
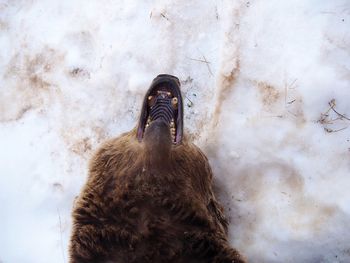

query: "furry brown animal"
xmin=69 ymin=75 xmax=246 ymax=263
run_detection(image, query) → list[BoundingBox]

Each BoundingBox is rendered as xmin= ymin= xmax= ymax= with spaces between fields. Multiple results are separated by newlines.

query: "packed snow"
xmin=0 ymin=0 xmax=349 ymax=262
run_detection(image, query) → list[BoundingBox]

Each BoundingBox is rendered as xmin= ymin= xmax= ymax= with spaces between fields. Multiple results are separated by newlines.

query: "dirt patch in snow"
xmin=0 ymin=47 xmax=64 ymax=122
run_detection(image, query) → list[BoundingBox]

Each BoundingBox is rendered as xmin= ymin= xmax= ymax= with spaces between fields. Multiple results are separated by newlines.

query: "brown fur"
xmin=69 ymin=127 xmax=246 ymax=263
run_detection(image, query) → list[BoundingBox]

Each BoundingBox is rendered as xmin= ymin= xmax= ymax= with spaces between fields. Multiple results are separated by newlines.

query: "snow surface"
xmin=0 ymin=0 xmax=350 ymax=262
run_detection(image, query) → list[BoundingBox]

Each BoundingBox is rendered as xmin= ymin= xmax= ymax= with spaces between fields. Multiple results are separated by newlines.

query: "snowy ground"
xmin=1 ymin=0 xmax=350 ymax=262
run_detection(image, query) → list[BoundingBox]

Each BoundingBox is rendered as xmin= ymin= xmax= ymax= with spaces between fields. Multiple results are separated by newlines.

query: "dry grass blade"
xmin=328 ymin=99 xmax=350 ymax=121
xmin=57 ymin=208 xmax=66 ymax=263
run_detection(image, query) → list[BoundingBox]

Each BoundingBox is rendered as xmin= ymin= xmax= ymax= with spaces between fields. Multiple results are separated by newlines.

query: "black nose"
xmin=155 ymin=74 xmax=180 ymax=81
xmin=152 ymin=74 xmax=180 ymax=86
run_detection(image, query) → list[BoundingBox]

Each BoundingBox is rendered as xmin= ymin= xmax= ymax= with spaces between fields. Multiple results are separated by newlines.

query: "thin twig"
xmin=287 ymin=110 xmax=297 ymax=117
xmin=202 ymin=55 xmax=213 ymax=76
xmin=160 ymin=13 xmax=169 ymax=21
xmin=288 ymin=78 xmax=298 ymax=89
xmin=324 ymin=127 xmax=348 ymax=133
xmin=262 ymin=114 xmax=284 ymax=119
xmin=329 ymin=101 xmax=350 ymax=121
xmin=57 ymin=208 xmax=66 ymax=263
xmin=284 ymin=85 xmax=287 ymax=105
xmin=329 ymin=117 xmax=342 ymax=122
xmin=334 ymin=127 xmax=348 ymax=132
xmin=193 ymin=49 xmax=214 ymax=77
xmin=188 ymin=58 xmax=208 ymax=63
xmin=185 ymin=95 xmax=193 ymax=107
xmin=187 ymin=56 xmax=213 ymax=76
xmin=285 ymin=78 xmax=297 ymax=105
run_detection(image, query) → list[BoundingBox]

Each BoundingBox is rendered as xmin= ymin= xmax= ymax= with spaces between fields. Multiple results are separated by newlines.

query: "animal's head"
xmin=137 ymin=74 xmax=184 ymax=160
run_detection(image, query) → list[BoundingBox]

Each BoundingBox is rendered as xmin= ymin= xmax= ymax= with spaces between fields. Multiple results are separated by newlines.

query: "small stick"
xmin=160 ymin=13 xmax=169 ymax=21
xmin=201 ymin=55 xmax=213 ymax=76
xmin=185 ymin=95 xmax=193 ymax=107
xmin=57 ymin=208 xmax=66 ymax=263
xmin=187 ymin=56 xmax=213 ymax=76
xmin=329 ymin=101 xmax=350 ymax=121
xmin=188 ymin=58 xmax=209 ymax=63
xmin=324 ymin=127 xmax=348 ymax=133
xmin=284 ymin=85 xmax=287 ymax=105
xmin=288 ymin=78 xmax=297 ymax=89
xmin=287 ymin=110 xmax=297 ymax=117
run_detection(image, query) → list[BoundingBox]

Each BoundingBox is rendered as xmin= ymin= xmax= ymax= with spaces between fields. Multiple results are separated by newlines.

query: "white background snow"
xmin=0 ymin=0 xmax=350 ymax=262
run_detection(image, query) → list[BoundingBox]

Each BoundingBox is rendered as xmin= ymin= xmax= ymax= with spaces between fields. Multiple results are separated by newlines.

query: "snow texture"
xmin=0 ymin=0 xmax=350 ymax=262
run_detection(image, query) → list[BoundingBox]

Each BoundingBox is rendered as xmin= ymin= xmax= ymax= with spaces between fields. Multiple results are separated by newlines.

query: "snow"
xmin=0 ymin=0 xmax=349 ymax=262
